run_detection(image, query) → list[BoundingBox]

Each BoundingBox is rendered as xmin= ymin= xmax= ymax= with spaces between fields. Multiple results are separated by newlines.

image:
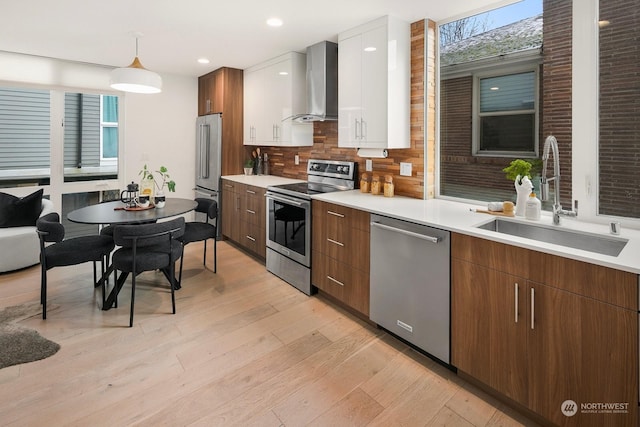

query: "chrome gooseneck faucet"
xmin=541 ymin=135 xmax=577 ymax=224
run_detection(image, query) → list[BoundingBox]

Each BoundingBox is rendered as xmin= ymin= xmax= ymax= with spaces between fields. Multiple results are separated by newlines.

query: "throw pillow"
xmin=0 ymin=189 xmax=44 ymax=228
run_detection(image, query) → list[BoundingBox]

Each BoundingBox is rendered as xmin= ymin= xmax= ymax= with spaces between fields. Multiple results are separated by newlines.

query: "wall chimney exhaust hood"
xmin=292 ymin=41 xmax=338 ymax=123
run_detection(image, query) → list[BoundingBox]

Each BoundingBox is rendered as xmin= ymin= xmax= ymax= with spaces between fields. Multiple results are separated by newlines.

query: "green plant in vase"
xmin=244 ymin=159 xmax=254 ymax=175
xmin=139 ymin=165 xmax=176 ymax=208
xmin=503 ymin=159 xmax=535 ymax=217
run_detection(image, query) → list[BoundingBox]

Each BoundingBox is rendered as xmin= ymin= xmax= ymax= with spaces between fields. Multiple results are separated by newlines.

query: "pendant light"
xmin=110 ymin=33 xmax=162 ymax=94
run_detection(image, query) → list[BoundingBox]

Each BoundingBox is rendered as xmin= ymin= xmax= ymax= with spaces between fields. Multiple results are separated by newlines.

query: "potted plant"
xmin=139 ymin=165 xmax=176 ymax=208
xmin=244 ymin=159 xmax=254 ymax=175
xmin=503 ymin=159 xmax=535 ymax=217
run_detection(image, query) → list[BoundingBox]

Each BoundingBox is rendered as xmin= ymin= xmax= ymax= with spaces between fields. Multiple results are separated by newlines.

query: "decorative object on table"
xmin=244 ymin=159 xmax=254 ymax=175
xmin=120 ymin=182 xmax=139 ymax=208
xmin=134 ymin=195 xmax=150 ymax=208
xmin=139 ymin=165 xmax=176 ymax=208
xmin=503 ymin=159 xmax=534 ymax=217
xmin=0 ymin=302 xmax=60 ymax=369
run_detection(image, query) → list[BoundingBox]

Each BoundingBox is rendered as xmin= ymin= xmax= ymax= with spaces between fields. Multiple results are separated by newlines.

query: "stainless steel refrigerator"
xmin=195 ymin=114 xmax=222 ymax=234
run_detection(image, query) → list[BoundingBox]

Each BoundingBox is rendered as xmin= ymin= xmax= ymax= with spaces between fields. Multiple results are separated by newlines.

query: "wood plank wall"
xmin=245 ymin=19 xmax=435 ymax=200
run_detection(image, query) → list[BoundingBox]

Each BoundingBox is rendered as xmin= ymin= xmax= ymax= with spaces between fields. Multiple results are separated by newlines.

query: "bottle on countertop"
xmin=525 ymin=191 xmax=541 ymax=220
xmin=383 ymin=175 xmax=394 ymax=197
xmin=360 ymin=173 xmax=371 ymax=193
xmin=371 ymin=174 xmax=382 ymax=195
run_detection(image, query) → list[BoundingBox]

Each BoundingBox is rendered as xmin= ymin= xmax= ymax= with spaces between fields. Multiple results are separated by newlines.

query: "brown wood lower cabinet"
xmin=221 ymin=179 xmax=266 ymax=258
xmin=451 ymin=233 xmax=638 ymax=427
xmin=312 ymin=200 xmax=370 ymax=316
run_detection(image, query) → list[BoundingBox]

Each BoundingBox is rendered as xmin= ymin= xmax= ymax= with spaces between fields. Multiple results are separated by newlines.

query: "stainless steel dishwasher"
xmin=370 ymin=214 xmax=450 ymax=364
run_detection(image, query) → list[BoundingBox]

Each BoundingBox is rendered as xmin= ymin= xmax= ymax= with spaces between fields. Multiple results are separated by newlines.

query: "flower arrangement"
xmin=139 ymin=165 xmax=176 ymax=192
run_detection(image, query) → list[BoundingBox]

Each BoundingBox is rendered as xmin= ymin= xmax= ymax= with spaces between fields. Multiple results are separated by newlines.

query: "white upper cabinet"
xmin=243 ymin=52 xmax=313 ymax=146
xmin=338 ymin=16 xmax=410 ymax=149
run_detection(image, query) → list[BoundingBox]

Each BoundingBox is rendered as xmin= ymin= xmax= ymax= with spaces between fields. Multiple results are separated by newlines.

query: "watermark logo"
xmin=561 ymin=400 xmax=578 ymax=417
xmin=561 ymin=399 xmax=629 ymax=416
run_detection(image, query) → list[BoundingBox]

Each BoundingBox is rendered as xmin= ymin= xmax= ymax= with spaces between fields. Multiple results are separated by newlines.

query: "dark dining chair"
xmin=179 ymin=198 xmax=218 ymax=282
xmin=36 ymin=212 xmax=115 ymax=320
xmin=111 ymin=217 xmax=185 ymax=327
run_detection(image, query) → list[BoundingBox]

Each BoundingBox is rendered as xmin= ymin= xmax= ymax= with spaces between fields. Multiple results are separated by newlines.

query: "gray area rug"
xmin=0 ymin=302 xmax=60 ymax=369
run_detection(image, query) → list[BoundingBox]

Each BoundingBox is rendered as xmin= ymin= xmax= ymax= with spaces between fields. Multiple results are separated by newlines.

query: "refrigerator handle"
xmin=200 ymin=124 xmax=210 ymax=179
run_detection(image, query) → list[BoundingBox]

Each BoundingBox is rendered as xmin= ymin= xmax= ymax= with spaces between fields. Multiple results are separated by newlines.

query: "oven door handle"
xmin=266 ymin=193 xmax=306 ymax=207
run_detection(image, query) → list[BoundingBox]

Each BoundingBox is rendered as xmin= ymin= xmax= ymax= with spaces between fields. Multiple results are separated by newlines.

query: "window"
xmin=474 ymin=70 xmax=538 ymax=156
xmin=0 ymin=87 xmax=51 ymax=186
xmin=598 ymin=0 xmax=640 ymax=219
xmin=63 ymin=92 xmax=119 ymax=182
xmin=439 ymin=0 xmax=547 ymax=204
xmin=101 ymin=95 xmax=118 ymax=163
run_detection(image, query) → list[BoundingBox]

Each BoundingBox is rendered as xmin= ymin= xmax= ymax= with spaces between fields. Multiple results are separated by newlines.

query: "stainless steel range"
xmin=265 ymin=159 xmax=357 ymax=295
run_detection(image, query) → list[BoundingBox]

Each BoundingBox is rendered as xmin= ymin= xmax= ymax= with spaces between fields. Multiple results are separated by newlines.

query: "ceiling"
xmin=0 ymin=0 xmax=515 ymax=78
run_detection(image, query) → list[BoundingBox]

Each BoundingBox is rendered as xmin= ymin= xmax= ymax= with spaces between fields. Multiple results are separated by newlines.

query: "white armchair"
xmin=0 ymin=198 xmax=54 ymax=273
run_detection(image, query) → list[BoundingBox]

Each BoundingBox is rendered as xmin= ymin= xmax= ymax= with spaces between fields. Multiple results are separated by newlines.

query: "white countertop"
xmin=221 ymin=174 xmax=305 ymax=188
xmin=312 ymin=190 xmax=640 ymax=275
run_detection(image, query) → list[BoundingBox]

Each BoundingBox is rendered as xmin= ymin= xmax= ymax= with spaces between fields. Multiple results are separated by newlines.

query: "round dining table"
xmin=67 ymin=198 xmax=198 ymax=311
xmin=67 ymin=198 xmax=198 ymax=225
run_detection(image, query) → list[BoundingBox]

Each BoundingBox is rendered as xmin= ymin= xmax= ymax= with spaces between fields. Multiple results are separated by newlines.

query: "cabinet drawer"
xmin=241 ymin=222 xmax=265 ymax=258
xmin=244 ymin=186 xmax=265 ymax=226
xmin=312 ymin=252 xmax=370 ymax=315
xmin=452 ymin=233 xmax=530 ymax=278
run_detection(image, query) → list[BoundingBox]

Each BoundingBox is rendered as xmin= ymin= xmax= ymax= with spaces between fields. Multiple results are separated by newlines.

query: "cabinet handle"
xmin=530 ymin=287 xmax=535 ymax=330
xmin=224 ymin=184 xmax=233 ymax=189
xmin=246 ymin=235 xmax=256 ymax=242
xmin=327 ymin=275 xmax=345 ymax=287
xmin=246 ymin=189 xmax=256 ymax=195
xmin=246 ymin=209 xmax=256 ymax=215
xmin=327 ymin=210 xmax=345 ymax=218
xmin=355 ymin=118 xmax=360 ymax=140
xmin=361 ymin=119 xmax=367 ymax=139
xmin=514 ymin=283 xmax=519 ymax=323
xmin=327 ymin=238 xmax=344 ymax=247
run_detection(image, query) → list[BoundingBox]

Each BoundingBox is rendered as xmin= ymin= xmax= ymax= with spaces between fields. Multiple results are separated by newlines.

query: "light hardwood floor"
xmin=0 ymin=241 xmax=540 ymax=426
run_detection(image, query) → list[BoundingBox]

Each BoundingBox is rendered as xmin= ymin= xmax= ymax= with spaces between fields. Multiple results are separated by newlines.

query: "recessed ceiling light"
xmin=364 ymin=46 xmax=377 ymax=52
xmin=197 ymin=58 xmax=210 ymax=64
xmin=267 ymin=17 xmax=283 ymax=27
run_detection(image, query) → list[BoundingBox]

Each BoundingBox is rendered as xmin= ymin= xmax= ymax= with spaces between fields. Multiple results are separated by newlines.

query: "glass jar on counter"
xmin=371 ymin=174 xmax=382 ymax=195
xmin=384 ymin=175 xmax=394 ymax=197
xmin=360 ymin=173 xmax=371 ymax=193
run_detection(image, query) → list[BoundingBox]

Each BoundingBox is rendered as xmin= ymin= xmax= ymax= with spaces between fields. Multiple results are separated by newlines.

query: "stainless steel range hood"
xmin=292 ymin=41 xmax=338 ymax=123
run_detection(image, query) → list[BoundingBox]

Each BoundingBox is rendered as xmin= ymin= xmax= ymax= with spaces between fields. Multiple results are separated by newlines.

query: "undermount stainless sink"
xmin=476 ymin=218 xmax=628 ymax=257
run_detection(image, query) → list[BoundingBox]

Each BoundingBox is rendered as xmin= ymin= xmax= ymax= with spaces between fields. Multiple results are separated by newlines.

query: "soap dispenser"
xmin=525 ymin=191 xmax=541 ymax=220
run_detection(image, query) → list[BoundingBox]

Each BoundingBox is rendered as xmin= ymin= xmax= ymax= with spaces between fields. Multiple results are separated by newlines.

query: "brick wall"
xmin=252 ymin=20 xmax=431 ymax=200
xmin=598 ymin=0 xmax=640 ymax=217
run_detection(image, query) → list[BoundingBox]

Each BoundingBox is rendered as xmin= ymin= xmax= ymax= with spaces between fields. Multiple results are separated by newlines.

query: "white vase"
xmin=155 ymin=191 xmax=166 ymax=208
xmin=514 ymin=175 xmax=533 ymax=217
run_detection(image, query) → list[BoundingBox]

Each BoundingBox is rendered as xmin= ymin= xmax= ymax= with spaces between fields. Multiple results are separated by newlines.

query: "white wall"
xmin=0 ymin=51 xmax=198 ymax=205
xmin=122 ymin=75 xmax=197 ymax=200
